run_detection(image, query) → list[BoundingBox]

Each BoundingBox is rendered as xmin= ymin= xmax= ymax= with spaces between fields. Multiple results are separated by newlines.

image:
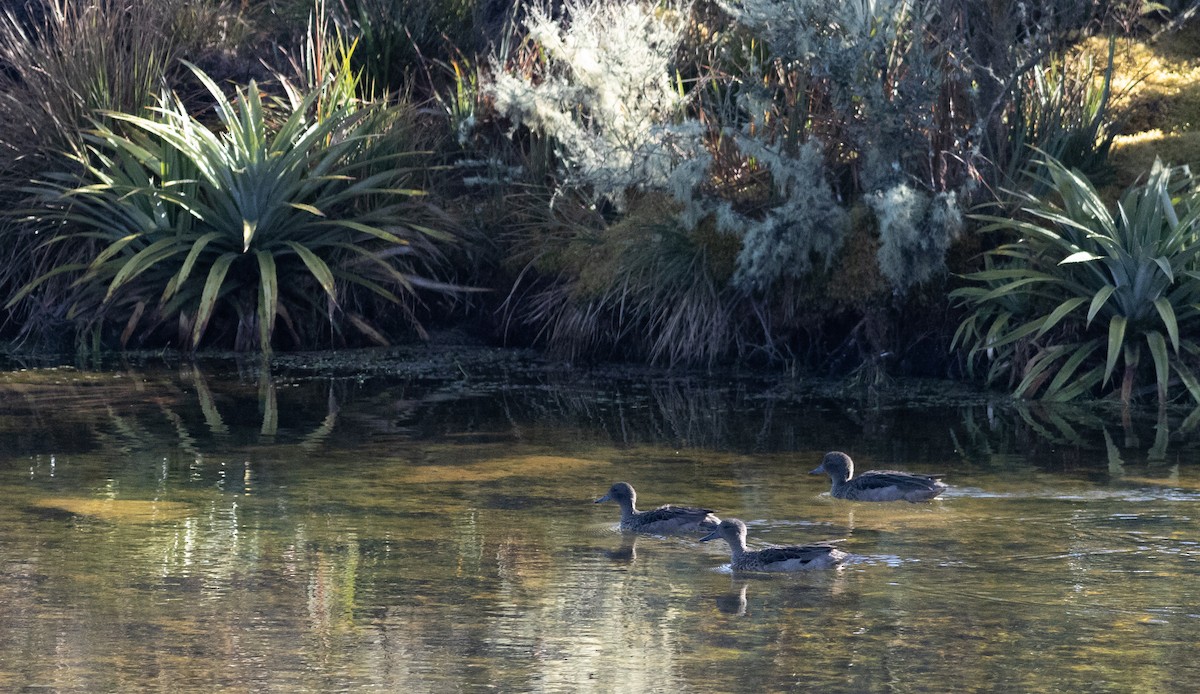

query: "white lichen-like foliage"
xmin=719 ymin=0 xmax=966 ymax=294
xmin=486 ymin=0 xmax=708 ymax=209
xmin=869 ymin=184 xmax=963 ymax=292
xmin=725 ymin=138 xmax=849 ymax=292
xmin=480 ymin=0 xmax=868 ymax=293
xmin=716 ymin=0 xmax=908 ymax=57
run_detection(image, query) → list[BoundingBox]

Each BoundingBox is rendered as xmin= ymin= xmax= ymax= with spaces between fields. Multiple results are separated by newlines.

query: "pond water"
xmin=1 ymin=350 xmax=1199 ymax=692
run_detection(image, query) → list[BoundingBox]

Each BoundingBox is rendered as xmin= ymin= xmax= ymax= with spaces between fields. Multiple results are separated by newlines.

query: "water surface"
xmin=0 ymin=355 xmax=1198 ymax=692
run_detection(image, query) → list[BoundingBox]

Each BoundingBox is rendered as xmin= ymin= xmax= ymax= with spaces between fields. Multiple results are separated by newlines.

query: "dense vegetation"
xmin=0 ymin=0 xmax=1198 ymax=406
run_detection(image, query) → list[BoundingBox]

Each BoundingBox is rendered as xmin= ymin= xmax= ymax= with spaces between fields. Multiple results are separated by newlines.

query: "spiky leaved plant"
xmin=0 ymin=0 xmax=239 ymax=338
xmin=952 ymin=156 xmax=1200 ymax=405
xmin=12 ymin=64 xmax=460 ymax=353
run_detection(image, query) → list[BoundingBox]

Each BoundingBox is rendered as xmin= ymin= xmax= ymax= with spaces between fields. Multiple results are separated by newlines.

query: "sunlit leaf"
xmin=1147 ymin=331 xmax=1169 ymax=402
xmin=1059 ymin=251 xmax=1103 ymax=264
xmin=192 ymin=253 xmax=237 ymax=348
xmin=256 ymin=250 xmax=278 ymax=353
xmin=1086 ymin=285 xmax=1115 ymax=324
xmin=285 ymin=241 xmax=338 ymax=304
xmin=1104 ymin=315 xmax=1127 ymax=385
xmin=1153 ymin=297 xmax=1179 ymax=351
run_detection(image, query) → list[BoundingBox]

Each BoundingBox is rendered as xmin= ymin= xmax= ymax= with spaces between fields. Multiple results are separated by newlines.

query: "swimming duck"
xmin=810 ymin=451 xmax=947 ymax=502
xmin=700 ymin=518 xmax=846 ymax=572
xmin=594 ymin=482 xmax=720 ymax=533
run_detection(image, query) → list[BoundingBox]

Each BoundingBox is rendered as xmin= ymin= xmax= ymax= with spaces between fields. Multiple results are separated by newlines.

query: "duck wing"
xmin=856 ymin=470 xmax=944 ymax=490
xmin=755 ymin=542 xmax=843 ymax=565
xmin=639 ymin=504 xmax=718 ymax=524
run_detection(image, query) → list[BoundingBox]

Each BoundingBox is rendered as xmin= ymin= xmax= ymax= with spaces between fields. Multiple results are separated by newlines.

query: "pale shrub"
xmin=485 ymin=0 xmax=708 ymax=209
xmin=724 ymin=139 xmax=849 ymax=292
xmin=718 ymin=0 xmax=962 ymax=293
xmin=715 ymin=0 xmax=909 ymax=59
xmin=481 ymin=0 xmax=851 ymax=293
xmin=869 ymin=184 xmax=963 ymax=293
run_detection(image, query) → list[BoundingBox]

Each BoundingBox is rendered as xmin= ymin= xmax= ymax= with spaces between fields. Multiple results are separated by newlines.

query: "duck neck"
xmin=618 ymin=498 xmax=638 ymax=522
xmin=726 ymin=537 xmax=748 ymax=560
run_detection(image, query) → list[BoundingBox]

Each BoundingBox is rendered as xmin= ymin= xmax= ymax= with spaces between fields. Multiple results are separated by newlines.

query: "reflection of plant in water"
xmin=129 ymin=365 xmax=342 ymax=452
xmin=0 ymin=366 xmax=347 ymax=471
xmin=506 ymin=376 xmax=773 ymax=450
xmin=950 ymin=401 xmax=1188 ymax=471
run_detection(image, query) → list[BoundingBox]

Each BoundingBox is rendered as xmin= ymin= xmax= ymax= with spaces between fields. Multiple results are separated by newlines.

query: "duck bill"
xmin=594 ymin=493 xmax=612 ymax=504
xmin=699 ymin=529 xmax=719 ymax=542
xmin=809 ymin=466 xmax=825 ymax=475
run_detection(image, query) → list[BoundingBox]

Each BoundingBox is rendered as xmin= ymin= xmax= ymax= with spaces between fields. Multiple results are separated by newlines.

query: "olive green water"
xmin=1 ymin=357 xmax=1199 ymax=692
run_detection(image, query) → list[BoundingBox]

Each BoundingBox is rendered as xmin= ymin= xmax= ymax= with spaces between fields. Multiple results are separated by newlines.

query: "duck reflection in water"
xmin=810 ymin=451 xmax=947 ymax=502
xmin=700 ymin=519 xmax=848 ymax=572
xmin=715 ymin=581 xmax=750 ymax=615
xmin=604 ymin=534 xmax=639 ymax=564
xmin=594 ymin=482 xmax=720 ymax=534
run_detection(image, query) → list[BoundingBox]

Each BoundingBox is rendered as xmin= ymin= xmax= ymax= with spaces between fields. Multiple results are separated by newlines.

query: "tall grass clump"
xmin=952 ymin=156 xmax=1200 ymax=406
xmin=0 ymin=0 xmax=178 ymax=166
xmin=0 ymin=0 xmax=246 ymax=338
xmin=512 ymin=193 xmax=742 ymax=366
xmin=12 ymin=64 xmax=462 ymax=354
xmin=332 ymin=0 xmax=483 ymax=96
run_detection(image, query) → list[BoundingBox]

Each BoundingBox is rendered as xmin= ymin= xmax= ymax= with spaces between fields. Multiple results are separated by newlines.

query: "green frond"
xmin=954 ymin=152 xmax=1200 ymax=405
xmin=1152 ymin=297 xmax=1180 ymax=351
xmin=1146 ymin=330 xmax=1169 ymax=402
xmin=192 ymin=253 xmax=238 ymax=349
xmin=18 ymin=62 xmax=464 ymax=354
xmin=1104 ymin=315 xmax=1127 ymax=385
xmin=256 ymin=250 xmax=278 ymax=353
xmin=1037 ymin=297 xmax=1086 ymax=337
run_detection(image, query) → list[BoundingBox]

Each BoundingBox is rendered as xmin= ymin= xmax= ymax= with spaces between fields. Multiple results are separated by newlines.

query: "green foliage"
xmin=286 ymin=2 xmax=370 ymax=113
xmin=334 ymin=0 xmax=478 ymax=94
xmin=0 ymin=0 xmax=251 ymax=341
xmin=952 ymin=156 xmax=1200 ymax=406
xmin=511 ymin=195 xmax=741 ymax=366
xmin=1004 ymin=38 xmax=1119 ymax=192
xmin=13 ymin=64 xmax=461 ymax=353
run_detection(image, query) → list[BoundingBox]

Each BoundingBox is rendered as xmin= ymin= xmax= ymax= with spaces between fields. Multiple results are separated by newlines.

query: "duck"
xmin=810 ymin=450 xmax=947 ymax=502
xmin=594 ymin=482 xmax=720 ymax=533
xmin=700 ymin=518 xmax=847 ymax=572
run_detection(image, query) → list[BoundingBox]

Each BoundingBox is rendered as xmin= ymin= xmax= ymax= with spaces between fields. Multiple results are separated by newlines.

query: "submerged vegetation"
xmin=0 ymin=0 xmax=1198 ymax=406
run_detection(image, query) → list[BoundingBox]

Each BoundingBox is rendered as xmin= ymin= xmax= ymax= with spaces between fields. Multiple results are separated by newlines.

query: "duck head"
xmin=595 ymin=482 xmax=636 ymax=507
xmin=699 ymin=518 xmax=748 ymax=545
xmin=810 ymin=451 xmax=853 ymax=482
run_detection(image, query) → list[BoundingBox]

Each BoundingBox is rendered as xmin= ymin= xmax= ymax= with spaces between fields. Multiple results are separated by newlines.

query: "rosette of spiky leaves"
xmin=952 ymin=156 xmax=1200 ymax=405
xmin=13 ymin=64 xmax=457 ymax=353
